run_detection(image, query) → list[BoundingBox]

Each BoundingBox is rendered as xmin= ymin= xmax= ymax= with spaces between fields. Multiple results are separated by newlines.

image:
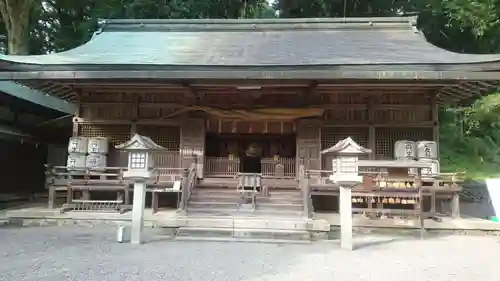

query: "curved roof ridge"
xmin=99 ymin=16 xmax=417 ymax=26
xmin=97 ymin=16 xmax=417 ymax=32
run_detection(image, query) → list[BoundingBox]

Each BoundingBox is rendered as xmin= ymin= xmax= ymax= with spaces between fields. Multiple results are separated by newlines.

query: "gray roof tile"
xmin=2 ymin=17 xmax=500 ymax=67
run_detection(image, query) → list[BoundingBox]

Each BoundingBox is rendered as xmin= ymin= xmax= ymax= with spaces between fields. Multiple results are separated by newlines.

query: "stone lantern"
xmin=116 ymin=133 xmax=165 ymax=244
xmin=321 ymin=137 xmax=371 ymax=250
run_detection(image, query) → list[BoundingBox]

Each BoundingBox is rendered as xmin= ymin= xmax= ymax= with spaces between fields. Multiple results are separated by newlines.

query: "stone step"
xmin=192 ymin=188 xmax=237 ymax=195
xmin=176 ymin=226 xmax=312 ymax=242
xmin=188 ymin=201 xmax=239 ymax=209
xmin=258 ymin=202 xmax=304 ymax=211
xmin=268 ymin=191 xmax=302 ymax=198
xmin=187 ymin=207 xmax=305 ymax=218
xmin=174 ymin=236 xmax=311 ymax=244
xmin=178 ymin=217 xmax=316 ymax=230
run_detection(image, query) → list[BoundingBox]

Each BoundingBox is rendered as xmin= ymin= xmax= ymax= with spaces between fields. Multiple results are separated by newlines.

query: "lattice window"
xmin=375 ymin=128 xmax=433 ymax=159
xmin=374 ymin=108 xmax=432 ymax=123
xmin=130 ymin=152 xmax=147 ymax=169
xmin=321 ymin=127 xmax=369 ymax=169
xmin=136 ymin=125 xmax=180 ymax=151
xmin=379 ymin=93 xmax=430 ymax=105
xmin=324 ymin=108 xmax=367 ymax=123
xmin=79 ymin=125 xmax=131 ymax=146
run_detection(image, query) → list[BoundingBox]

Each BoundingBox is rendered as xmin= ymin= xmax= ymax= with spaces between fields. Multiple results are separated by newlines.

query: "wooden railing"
xmin=204 ymin=157 xmax=296 ymax=178
xmin=44 ymin=165 xmax=131 ymax=211
xmin=261 ymin=158 xmax=295 ymax=178
xmin=179 ymin=162 xmax=197 ymax=212
xmin=152 ymin=151 xmax=181 ymax=168
xmin=204 ymin=157 xmax=240 ymax=177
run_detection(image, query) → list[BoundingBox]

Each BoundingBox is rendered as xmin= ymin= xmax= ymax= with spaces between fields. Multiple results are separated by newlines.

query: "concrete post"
xmin=131 ymin=181 xmax=146 ymax=244
xmin=339 ymin=185 xmax=353 ymax=250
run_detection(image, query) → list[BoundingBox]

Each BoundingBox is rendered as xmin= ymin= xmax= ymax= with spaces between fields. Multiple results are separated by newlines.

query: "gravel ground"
xmin=0 ymin=226 xmax=499 ymax=281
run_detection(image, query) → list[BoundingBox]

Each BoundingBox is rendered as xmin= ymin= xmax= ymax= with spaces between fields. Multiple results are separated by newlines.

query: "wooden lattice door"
xmin=180 ymin=118 xmax=205 ymax=178
xmin=296 ymin=119 xmax=321 ymax=174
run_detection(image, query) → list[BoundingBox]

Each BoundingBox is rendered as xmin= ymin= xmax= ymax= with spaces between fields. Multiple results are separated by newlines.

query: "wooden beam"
xmin=318 ymin=83 xmax=450 ymax=87
xmin=80 ymin=102 xmax=185 ymax=108
xmin=299 ymin=81 xmax=318 ymax=105
xmin=181 ymin=84 xmax=198 ymax=103
xmin=0 ymin=81 xmax=77 ymax=114
xmin=79 ymin=119 xmax=181 ymax=126
xmin=322 ymin=122 xmax=434 ymax=128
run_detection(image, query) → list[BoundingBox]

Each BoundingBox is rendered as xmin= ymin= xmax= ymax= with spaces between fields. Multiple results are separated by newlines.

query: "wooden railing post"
xmin=45 ymin=165 xmax=56 ymax=209
xmin=189 ymin=161 xmax=197 ymax=200
xmin=179 ymin=168 xmax=190 ymax=213
xmin=299 ymin=164 xmax=312 ymax=218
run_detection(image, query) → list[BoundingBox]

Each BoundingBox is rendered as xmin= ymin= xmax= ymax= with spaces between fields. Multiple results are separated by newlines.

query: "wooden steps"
xmin=179 ymin=186 xmax=316 ymax=243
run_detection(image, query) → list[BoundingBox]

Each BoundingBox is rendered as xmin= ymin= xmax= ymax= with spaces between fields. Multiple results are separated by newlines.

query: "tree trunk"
xmin=0 ymin=0 xmax=33 ymax=55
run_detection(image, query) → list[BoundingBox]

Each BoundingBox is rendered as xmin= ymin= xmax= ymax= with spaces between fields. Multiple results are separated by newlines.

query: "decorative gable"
xmin=321 ymin=137 xmax=372 ymax=155
xmin=115 ymin=133 xmax=165 ymax=150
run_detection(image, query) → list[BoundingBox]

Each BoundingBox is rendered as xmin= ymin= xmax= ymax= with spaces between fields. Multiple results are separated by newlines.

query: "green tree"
xmin=0 ymin=0 xmax=37 ymax=54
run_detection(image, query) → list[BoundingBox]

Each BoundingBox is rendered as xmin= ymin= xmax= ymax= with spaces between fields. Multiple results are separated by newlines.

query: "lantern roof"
xmin=115 ymin=133 xmax=165 ymax=150
xmin=321 ymin=137 xmax=372 ymax=155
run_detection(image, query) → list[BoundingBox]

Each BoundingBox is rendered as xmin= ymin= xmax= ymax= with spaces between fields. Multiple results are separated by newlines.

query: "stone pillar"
xmin=339 ymin=185 xmax=353 ymax=250
xmin=131 ymin=180 xmax=147 ymax=245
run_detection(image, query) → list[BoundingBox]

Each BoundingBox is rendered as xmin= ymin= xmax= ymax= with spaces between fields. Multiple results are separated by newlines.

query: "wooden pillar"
xmin=296 ymin=119 xmax=322 ymax=177
xmin=72 ymin=98 xmax=89 ymax=203
xmin=130 ymin=122 xmax=137 ymax=136
xmin=431 ymin=94 xmax=441 ymax=215
xmin=180 ymin=118 xmax=205 ymax=178
xmin=72 ymin=105 xmax=80 ymax=137
xmin=130 ymin=95 xmax=139 ymax=136
xmin=431 ymin=94 xmax=439 ymax=157
xmin=367 ymin=96 xmax=376 ymax=160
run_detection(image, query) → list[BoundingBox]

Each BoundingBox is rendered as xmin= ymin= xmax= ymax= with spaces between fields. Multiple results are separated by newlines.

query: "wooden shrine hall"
xmin=1 ymin=16 xmax=500 ymax=217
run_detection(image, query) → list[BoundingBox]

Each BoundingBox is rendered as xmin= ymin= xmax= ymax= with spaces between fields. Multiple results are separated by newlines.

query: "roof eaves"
xmin=0 ymin=82 xmax=77 ymax=114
